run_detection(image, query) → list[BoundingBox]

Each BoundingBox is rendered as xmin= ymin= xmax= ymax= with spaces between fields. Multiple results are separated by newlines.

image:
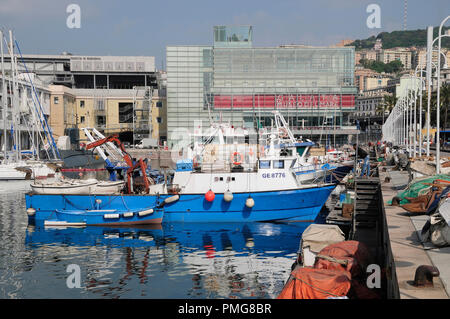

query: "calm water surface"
xmin=0 ymin=181 xmax=326 ymax=299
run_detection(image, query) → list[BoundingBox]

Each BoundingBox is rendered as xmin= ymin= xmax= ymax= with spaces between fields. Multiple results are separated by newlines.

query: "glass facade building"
xmin=166 ymin=26 xmax=358 ymax=146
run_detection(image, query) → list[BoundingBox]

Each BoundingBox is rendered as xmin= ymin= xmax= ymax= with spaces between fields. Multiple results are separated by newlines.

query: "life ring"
xmin=231 ymin=152 xmax=242 ymax=166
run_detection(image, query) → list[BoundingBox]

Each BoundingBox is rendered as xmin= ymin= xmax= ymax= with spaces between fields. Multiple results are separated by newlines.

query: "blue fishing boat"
xmin=26 ymin=196 xmax=164 ymax=226
xmin=25 ymin=111 xmax=336 ymax=225
xmin=26 ymin=138 xmax=335 ymax=224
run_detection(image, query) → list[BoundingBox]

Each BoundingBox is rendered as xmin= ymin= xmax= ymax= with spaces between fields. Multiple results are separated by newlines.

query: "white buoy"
xmin=26 ymin=208 xmax=36 ymax=216
xmin=104 ymin=213 xmax=120 ymax=219
xmin=164 ymin=195 xmax=180 ymax=204
xmin=224 ymin=191 xmax=233 ymax=202
xmin=245 ymin=197 xmax=255 ymax=208
xmin=138 ymin=209 xmax=154 ymax=217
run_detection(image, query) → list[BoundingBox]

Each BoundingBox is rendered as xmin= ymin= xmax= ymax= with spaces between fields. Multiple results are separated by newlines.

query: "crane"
xmin=86 ymin=134 xmax=150 ymax=194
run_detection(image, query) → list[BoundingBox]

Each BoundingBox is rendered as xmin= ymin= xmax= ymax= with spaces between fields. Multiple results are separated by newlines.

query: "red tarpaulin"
xmin=277 ymin=267 xmax=352 ymax=299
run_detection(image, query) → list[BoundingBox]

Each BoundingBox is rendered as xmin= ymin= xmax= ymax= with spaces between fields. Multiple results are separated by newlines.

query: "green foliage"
xmin=422 ymin=83 xmax=450 ymax=128
xmin=377 ymin=94 xmax=398 ymax=115
xmin=359 ymin=58 xmax=403 ymax=73
xmin=347 ymin=26 xmax=450 ymax=50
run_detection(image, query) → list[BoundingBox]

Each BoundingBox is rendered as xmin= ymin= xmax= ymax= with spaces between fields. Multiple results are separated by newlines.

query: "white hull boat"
xmin=94 ymin=180 xmax=125 ymax=194
xmin=0 ymin=163 xmax=30 ymax=180
xmin=0 ymin=161 xmax=57 ymax=181
xmin=31 ymin=179 xmax=98 ymax=195
xmin=30 ymin=179 xmax=125 ymax=195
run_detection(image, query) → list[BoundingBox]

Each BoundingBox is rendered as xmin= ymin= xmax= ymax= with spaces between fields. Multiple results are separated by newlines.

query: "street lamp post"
xmin=424 ymin=36 xmax=450 ymax=158
xmin=413 ymin=79 xmax=417 ymax=158
xmin=436 ymin=15 xmax=450 ymax=174
xmin=413 ymin=68 xmax=427 ymax=157
xmin=426 ymin=26 xmax=433 ymax=157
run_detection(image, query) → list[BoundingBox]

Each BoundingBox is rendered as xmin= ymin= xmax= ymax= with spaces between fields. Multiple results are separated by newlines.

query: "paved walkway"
xmin=380 ymin=169 xmax=449 ymax=299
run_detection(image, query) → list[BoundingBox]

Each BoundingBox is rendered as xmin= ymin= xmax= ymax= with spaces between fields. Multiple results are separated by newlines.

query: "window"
xmin=157 ymin=117 xmax=163 ymax=124
xmin=96 ymin=100 xmax=105 ymax=111
xmin=273 ymin=160 xmax=285 ymax=169
xmin=97 ymin=116 xmax=106 ymax=125
xmin=54 ymin=96 xmax=59 ymax=104
xmin=80 ymin=116 xmax=85 ymax=124
xmin=156 ymin=101 xmax=163 ymax=108
xmin=259 ymin=160 xmax=271 ymax=169
xmin=118 ymin=102 xmax=133 ymax=123
xmin=80 ymin=100 xmax=85 ymax=108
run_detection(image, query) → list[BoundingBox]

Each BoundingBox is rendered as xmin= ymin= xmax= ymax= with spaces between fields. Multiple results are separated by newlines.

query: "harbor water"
xmin=0 ymin=181 xmax=328 ymax=299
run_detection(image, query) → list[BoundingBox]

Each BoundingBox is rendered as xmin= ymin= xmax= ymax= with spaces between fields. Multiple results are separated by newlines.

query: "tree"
xmin=360 ymin=59 xmax=403 ymax=74
xmin=380 ymin=94 xmax=397 ymax=114
xmin=440 ymin=83 xmax=450 ymax=129
xmin=376 ymin=94 xmax=397 ymax=124
xmin=387 ymin=60 xmax=403 ymax=73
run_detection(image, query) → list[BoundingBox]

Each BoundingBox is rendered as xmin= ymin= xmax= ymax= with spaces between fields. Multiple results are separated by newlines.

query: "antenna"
xmin=403 ymin=0 xmax=407 ymax=31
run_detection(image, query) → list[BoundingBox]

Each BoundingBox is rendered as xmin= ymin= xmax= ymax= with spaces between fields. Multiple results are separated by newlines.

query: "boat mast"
xmin=0 ymin=31 xmax=7 ymax=162
xmin=9 ymin=30 xmax=19 ymax=162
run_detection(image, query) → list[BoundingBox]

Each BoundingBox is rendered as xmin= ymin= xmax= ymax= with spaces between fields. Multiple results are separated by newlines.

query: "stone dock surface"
xmin=380 ymin=169 xmax=449 ymax=299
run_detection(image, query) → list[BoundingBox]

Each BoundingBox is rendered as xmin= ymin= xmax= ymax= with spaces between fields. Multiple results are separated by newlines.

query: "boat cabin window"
xmin=273 ymin=160 xmax=285 ymax=169
xmin=280 ymin=148 xmax=292 ymax=156
xmin=259 ymin=160 xmax=271 ymax=169
xmin=296 ymin=146 xmax=307 ymax=157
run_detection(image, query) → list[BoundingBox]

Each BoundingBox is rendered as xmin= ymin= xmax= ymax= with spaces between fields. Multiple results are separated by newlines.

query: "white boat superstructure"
xmin=185 ymin=111 xmax=333 ymax=183
xmin=149 ymin=131 xmax=334 ymax=197
xmin=0 ymin=160 xmax=58 ymax=180
xmin=0 ymin=162 xmax=29 ymax=180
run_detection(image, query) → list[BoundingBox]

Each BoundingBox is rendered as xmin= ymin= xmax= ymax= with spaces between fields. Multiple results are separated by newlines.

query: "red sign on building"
xmin=213 ymin=94 xmax=355 ymax=109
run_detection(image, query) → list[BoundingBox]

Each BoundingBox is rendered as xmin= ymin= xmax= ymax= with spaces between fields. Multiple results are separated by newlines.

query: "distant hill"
xmin=347 ymin=26 xmax=450 ymax=50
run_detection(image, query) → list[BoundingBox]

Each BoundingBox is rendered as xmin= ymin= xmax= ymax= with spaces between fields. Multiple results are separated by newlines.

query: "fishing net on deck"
xmin=389 ymin=174 xmax=450 ymax=205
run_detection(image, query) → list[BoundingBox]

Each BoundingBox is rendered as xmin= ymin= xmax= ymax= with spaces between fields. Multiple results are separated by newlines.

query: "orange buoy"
xmin=205 ymin=190 xmax=215 ymax=202
xmin=231 ymin=152 xmax=242 ymax=166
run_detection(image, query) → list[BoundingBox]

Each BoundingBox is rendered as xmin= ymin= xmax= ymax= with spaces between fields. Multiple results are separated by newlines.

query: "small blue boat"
xmin=26 ymin=199 xmax=163 ymax=226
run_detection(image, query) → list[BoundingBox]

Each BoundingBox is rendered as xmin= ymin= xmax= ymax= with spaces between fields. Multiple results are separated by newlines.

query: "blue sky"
xmin=0 ymin=0 xmax=449 ymax=68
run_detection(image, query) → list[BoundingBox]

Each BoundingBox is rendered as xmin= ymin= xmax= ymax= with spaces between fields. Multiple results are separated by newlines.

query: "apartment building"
xmin=379 ymin=48 xmax=412 ymax=70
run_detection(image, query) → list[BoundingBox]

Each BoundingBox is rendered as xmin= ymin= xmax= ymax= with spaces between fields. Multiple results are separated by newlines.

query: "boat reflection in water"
xmin=25 ymin=222 xmax=309 ymax=298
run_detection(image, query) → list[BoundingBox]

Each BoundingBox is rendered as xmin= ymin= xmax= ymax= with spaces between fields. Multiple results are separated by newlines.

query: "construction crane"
xmin=86 ymin=134 xmax=151 ymax=194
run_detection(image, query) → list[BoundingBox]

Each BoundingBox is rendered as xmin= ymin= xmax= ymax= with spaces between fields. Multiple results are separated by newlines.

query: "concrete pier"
xmin=380 ymin=169 xmax=449 ymax=299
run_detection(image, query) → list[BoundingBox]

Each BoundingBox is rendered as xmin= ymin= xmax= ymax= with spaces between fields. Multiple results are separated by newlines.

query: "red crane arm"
xmin=85 ymin=134 xmax=133 ymax=167
xmin=85 ymin=134 xmax=150 ymax=194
